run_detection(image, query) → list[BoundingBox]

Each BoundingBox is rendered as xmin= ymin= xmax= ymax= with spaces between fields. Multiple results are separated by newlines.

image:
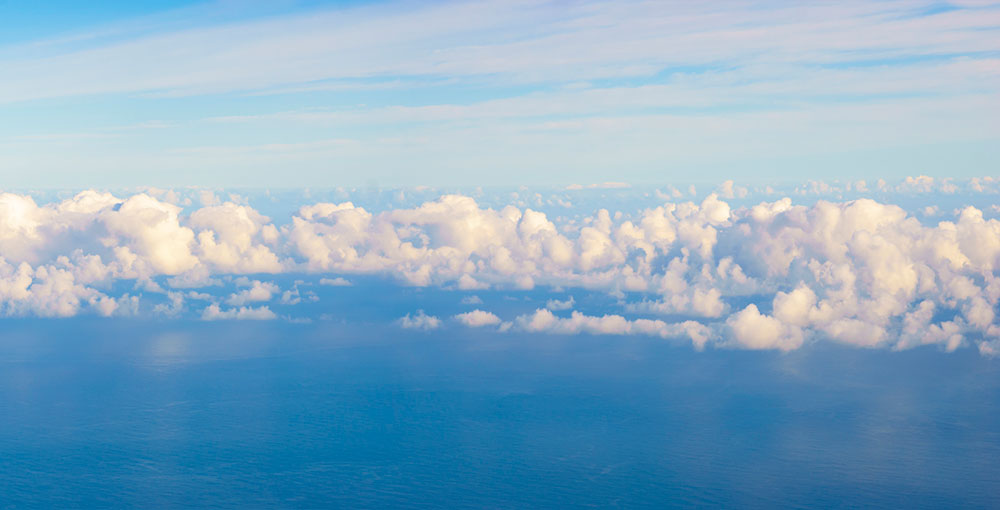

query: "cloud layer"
xmin=3 ymin=183 xmax=1000 ymax=355
xmin=1 ymin=1 xmax=997 ymax=187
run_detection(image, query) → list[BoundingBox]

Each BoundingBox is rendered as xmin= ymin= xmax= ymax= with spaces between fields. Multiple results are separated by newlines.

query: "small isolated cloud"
xmin=717 ymin=180 xmax=748 ymax=199
xmin=319 ymin=277 xmax=352 ymax=286
xmin=225 ymin=280 xmax=278 ymax=305
xmin=655 ymin=186 xmax=684 ymax=200
xmin=979 ymin=341 xmax=999 ymax=357
xmin=461 ymin=295 xmax=483 ymax=305
xmin=398 ymin=310 xmax=441 ymax=330
xmin=201 ymin=303 xmax=277 ymax=320
xmin=514 ymin=308 xmax=711 ymax=349
xmin=566 ymin=182 xmax=631 ymax=190
xmin=280 ymin=287 xmax=301 ymax=305
xmin=454 ymin=309 xmax=502 ymax=327
xmin=545 ymin=296 xmax=575 ymax=310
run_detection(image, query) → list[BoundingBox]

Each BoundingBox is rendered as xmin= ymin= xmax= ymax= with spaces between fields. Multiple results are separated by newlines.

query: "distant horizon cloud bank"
xmin=3 ymin=178 xmax=1000 ymax=356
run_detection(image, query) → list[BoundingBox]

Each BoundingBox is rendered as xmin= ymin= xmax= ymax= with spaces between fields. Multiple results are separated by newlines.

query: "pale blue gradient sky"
xmin=1 ymin=0 xmax=998 ymax=188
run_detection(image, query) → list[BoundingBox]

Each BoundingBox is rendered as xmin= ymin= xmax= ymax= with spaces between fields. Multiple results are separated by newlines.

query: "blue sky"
xmin=1 ymin=0 xmax=997 ymax=188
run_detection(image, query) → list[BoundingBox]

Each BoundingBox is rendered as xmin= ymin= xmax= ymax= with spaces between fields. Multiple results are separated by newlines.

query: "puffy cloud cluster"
xmin=399 ymin=310 xmax=441 ymax=330
xmin=0 ymin=257 xmax=137 ymax=317
xmin=727 ymin=304 xmax=803 ymax=352
xmin=287 ymin=193 xmax=738 ymax=306
xmin=722 ymin=199 xmax=1000 ymax=355
xmin=202 ymin=303 xmax=276 ymax=320
xmin=3 ymin=187 xmax=1000 ymax=356
xmin=454 ymin=309 xmax=502 ymax=327
xmin=226 ymin=280 xmax=279 ymax=306
xmin=0 ymin=190 xmax=283 ymax=276
xmin=0 ymin=190 xmax=282 ymax=317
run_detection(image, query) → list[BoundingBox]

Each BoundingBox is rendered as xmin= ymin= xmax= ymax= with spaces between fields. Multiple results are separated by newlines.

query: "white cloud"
xmin=153 ymin=291 xmax=186 ymax=317
xmin=189 ymin=202 xmax=283 ymax=273
xmin=717 ymin=180 xmax=748 ymax=199
xmin=456 ymin=274 xmax=489 ymax=290
xmin=225 ymin=280 xmax=278 ymax=306
xmin=727 ymin=304 xmax=804 ymax=351
xmin=2 ymin=184 xmax=1000 ymax=355
xmin=566 ymin=182 xmax=631 ymax=190
xmin=398 ymin=310 xmax=441 ymax=330
xmin=545 ymin=296 xmax=575 ymax=310
xmin=454 ymin=309 xmax=502 ymax=327
xmin=461 ymin=295 xmax=483 ymax=305
xmin=319 ymin=277 xmax=352 ymax=286
xmin=201 ymin=303 xmax=277 ymax=320
xmin=2 ymin=2 xmax=997 ymax=190
xmin=4 ymin=1 xmax=998 ymax=103
xmin=512 ymin=308 xmax=711 ymax=349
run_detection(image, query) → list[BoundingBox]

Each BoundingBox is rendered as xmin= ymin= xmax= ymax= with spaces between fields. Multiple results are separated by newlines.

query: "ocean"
xmin=1 ymin=319 xmax=997 ymax=508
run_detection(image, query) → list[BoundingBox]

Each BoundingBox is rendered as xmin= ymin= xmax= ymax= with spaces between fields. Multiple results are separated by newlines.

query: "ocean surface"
xmin=1 ymin=319 xmax=998 ymax=509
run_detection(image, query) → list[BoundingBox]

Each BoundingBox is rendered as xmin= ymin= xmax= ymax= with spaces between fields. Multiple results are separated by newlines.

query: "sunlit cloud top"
xmin=4 ymin=179 xmax=1000 ymax=356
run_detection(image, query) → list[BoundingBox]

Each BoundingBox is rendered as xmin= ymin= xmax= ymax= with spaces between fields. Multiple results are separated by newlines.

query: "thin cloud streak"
xmin=1 ymin=1 xmax=998 ymax=102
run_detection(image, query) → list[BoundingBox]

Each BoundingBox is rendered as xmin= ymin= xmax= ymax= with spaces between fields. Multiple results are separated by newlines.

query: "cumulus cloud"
xmin=188 ymin=202 xmax=283 ymax=273
xmin=727 ymin=304 xmax=804 ymax=351
xmin=717 ymin=180 xmax=748 ymax=199
xmin=545 ymin=296 xmax=575 ymax=310
xmin=513 ymin=308 xmax=711 ymax=349
xmin=5 ymin=183 xmax=1000 ymax=355
xmin=454 ymin=309 xmax=502 ymax=327
xmin=201 ymin=303 xmax=277 ymax=320
xmin=398 ymin=310 xmax=441 ymax=330
xmin=225 ymin=280 xmax=279 ymax=306
xmin=319 ymin=277 xmax=352 ymax=286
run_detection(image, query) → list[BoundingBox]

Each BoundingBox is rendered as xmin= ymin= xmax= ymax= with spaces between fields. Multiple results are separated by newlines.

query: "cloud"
xmin=454 ymin=309 xmax=502 ymax=327
xmin=512 ymin=308 xmax=711 ymax=349
xmin=717 ymin=180 xmax=748 ymax=199
xmin=225 ymin=280 xmax=278 ymax=306
xmin=461 ymin=295 xmax=483 ymax=305
xmin=188 ymin=202 xmax=283 ymax=273
xmin=2 ymin=2 xmax=997 ymax=190
xmin=545 ymin=296 xmax=575 ymax=310
xmin=726 ymin=304 xmax=804 ymax=351
xmin=319 ymin=277 xmax=352 ymax=286
xmin=4 ymin=184 xmax=1000 ymax=355
xmin=4 ymin=1 xmax=998 ymax=103
xmin=566 ymin=182 xmax=631 ymax=190
xmin=201 ymin=303 xmax=277 ymax=320
xmin=456 ymin=273 xmax=489 ymax=290
xmin=398 ymin=310 xmax=441 ymax=330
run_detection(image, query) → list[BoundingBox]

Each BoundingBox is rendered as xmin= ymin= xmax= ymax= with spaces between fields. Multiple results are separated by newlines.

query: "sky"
xmin=0 ymin=0 xmax=998 ymax=188
xmin=7 ymin=5 xmax=1000 ymax=507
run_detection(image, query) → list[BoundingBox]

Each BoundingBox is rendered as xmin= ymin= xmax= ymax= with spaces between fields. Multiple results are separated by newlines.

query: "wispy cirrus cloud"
xmin=2 ymin=1 xmax=997 ymax=102
xmin=1 ymin=1 xmax=997 ymax=187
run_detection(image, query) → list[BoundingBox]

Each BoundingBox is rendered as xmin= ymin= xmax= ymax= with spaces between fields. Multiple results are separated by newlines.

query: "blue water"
xmin=1 ymin=319 xmax=998 ymax=508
